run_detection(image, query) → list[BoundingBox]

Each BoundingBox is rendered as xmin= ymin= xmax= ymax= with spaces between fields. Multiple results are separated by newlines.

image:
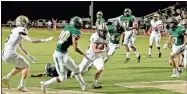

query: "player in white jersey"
xmin=2 ymin=15 xmax=53 ymax=92
xmin=147 ymin=13 xmax=163 ymax=58
xmin=78 ymin=23 xmax=108 ymax=89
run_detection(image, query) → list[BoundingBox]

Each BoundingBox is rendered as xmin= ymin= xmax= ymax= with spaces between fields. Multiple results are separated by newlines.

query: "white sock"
xmin=126 ymin=52 xmax=130 ymax=58
xmin=75 ymin=74 xmax=86 ymax=87
xmin=5 ymin=73 xmax=12 ymax=79
xmin=149 ymin=48 xmax=152 ymax=55
xmin=134 ymin=50 xmax=140 ymax=57
xmin=19 ymin=77 xmax=26 ymax=87
xmin=44 ymin=77 xmax=57 ymax=86
xmin=173 ymin=68 xmax=177 ymax=73
xmin=93 ymin=80 xmax=98 ymax=85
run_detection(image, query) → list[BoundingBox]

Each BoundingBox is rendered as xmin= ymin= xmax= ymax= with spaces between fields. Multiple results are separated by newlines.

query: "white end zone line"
xmin=114 ymin=80 xmax=187 ymax=94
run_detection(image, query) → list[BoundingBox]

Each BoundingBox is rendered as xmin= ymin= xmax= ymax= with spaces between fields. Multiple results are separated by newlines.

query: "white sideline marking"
xmin=2 ymin=87 xmax=104 ymax=94
xmin=114 ymin=80 xmax=187 ymax=94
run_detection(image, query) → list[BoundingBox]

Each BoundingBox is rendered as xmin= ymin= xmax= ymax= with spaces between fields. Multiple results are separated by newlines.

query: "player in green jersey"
xmin=40 ymin=16 xmax=88 ymax=93
xmin=120 ymin=8 xmax=141 ymax=63
xmin=96 ymin=11 xmax=105 ymax=28
xmin=103 ymin=20 xmax=124 ymax=63
xmin=163 ymin=19 xmax=187 ymax=78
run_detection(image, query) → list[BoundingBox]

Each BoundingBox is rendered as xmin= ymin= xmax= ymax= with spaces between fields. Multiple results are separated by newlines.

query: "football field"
xmin=1 ymin=28 xmax=187 ymax=94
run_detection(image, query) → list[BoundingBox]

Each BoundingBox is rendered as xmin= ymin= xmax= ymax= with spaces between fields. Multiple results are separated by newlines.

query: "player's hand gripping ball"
xmin=96 ymin=43 xmax=104 ymax=50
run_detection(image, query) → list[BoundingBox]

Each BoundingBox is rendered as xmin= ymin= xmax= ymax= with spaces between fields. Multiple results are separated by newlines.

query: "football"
xmin=96 ymin=43 xmax=104 ymax=50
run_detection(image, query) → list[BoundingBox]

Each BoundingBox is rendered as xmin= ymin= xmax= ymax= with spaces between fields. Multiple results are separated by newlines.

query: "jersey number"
xmin=111 ymin=35 xmax=120 ymax=41
xmin=57 ymin=31 xmax=70 ymax=44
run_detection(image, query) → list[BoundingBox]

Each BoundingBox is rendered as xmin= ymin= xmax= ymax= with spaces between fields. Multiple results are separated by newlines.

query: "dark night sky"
xmin=1 ymin=1 xmax=177 ymax=23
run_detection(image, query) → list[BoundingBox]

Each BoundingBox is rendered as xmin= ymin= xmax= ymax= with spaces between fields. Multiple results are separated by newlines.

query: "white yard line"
xmin=114 ymin=80 xmax=187 ymax=94
xmin=2 ymin=87 xmax=104 ymax=94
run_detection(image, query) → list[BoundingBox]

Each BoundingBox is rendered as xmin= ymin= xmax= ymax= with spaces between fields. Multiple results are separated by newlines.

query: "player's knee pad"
xmin=149 ymin=45 xmax=153 ymax=48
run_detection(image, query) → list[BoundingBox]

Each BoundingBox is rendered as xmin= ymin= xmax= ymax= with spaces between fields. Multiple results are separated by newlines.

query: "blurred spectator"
xmin=47 ymin=20 xmax=52 ymax=31
xmin=31 ymin=21 xmax=35 ymax=27
xmin=52 ymin=18 xmax=57 ymax=30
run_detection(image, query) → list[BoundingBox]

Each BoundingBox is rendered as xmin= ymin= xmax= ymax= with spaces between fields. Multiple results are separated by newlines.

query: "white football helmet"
xmin=96 ymin=11 xmax=103 ymax=18
xmin=124 ymin=8 xmax=132 ymax=16
xmin=15 ymin=15 xmax=29 ymax=27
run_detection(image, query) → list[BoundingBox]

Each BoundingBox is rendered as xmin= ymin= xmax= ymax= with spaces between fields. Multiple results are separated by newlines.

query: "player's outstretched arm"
xmin=19 ymin=42 xmax=36 ymax=63
xmin=72 ymin=36 xmax=86 ymax=57
xmin=20 ymin=34 xmax=53 ymax=43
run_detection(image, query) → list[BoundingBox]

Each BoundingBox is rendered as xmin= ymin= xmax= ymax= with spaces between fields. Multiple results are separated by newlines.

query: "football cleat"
xmin=159 ymin=53 xmax=162 ymax=58
xmin=137 ymin=55 xmax=141 ymax=63
xmin=40 ymin=81 xmax=48 ymax=94
xmin=2 ymin=77 xmax=10 ymax=89
xmin=18 ymin=85 xmax=29 ymax=92
xmin=92 ymin=83 xmax=102 ymax=89
xmin=146 ymin=55 xmax=152 ymax=58
xmin=124 ymin=58 xmax=130 ymax=63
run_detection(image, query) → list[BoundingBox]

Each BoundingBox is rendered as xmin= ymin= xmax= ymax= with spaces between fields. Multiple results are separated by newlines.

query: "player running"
xmin=120 ymin=8 xmax=141 ymax=63
xmin=103 ymin=20 xmax=124 ymax=63
xmin=2 ymin=15 xmax=53 ymax=92
xmin=40 ymin=16 xmax=88 ymax=93
xmin=77 ymin=23 xmax=108 ymax=89
xmin=147 ymin=13 xmax=163 ymax=58
xmin=163 ymin=19 xmax=187 ymax=78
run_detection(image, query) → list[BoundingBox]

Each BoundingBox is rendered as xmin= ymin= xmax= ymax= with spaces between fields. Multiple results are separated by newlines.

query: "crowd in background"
xmin=139 ymin=2 xmax=187 ymax=34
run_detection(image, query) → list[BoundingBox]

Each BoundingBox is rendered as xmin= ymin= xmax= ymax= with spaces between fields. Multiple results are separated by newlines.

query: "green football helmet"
xmin=15 ymin=15 xmax=29 ymax=28
xmin=70 ymin=16 xmax=83 ymax=29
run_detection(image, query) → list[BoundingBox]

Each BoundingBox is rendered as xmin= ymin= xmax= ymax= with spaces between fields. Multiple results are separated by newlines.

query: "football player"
xmin=120 ymin=8 xmax=141 ymax=63
xmin=103 ymin=20 xmax=124 ymax=63
xmin=96 ymin=11 xmax=105 ymax=28
xmin=163 ymin=19 xmax=187 ymax=78
xmin=40 ymin=16 xmax=87 ymax=94
xmin=2 ymin=15 xmax=53 ymax=92
xmin=78 ymin=23 xmax=108 ymax=89
xmin=147 ymin=13 xmax=163 ymax=58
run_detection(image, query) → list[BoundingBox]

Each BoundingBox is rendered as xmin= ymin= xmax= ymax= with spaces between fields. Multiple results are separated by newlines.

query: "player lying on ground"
xmin=2 ymin=15 xmax=53 ymax=92
xmin=40 ymin=16 xmax=88 ymax=94
xmin=163 ymin=19 xmax=187 ymax=78
xmin=72 ymin=23 xmax=109 ymax=89
xmin=147 ymin=13 xmax=163 ymax=58
xmin=103 ymin=20 xmax=124 ymax=63
xmin=120 ymin=8 xmax=141 ymax=63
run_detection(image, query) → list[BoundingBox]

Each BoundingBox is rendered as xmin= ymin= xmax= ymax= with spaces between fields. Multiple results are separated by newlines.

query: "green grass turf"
xmin=1 ymin=27 xmax=186 ymax=94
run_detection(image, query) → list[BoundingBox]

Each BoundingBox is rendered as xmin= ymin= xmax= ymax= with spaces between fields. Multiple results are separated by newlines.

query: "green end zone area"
xmin=1 ymin=28 xmax=187 ymax=94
